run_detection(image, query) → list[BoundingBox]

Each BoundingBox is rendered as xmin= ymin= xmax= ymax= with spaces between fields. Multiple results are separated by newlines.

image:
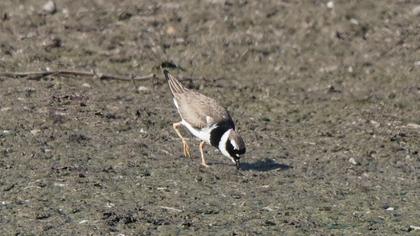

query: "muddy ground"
xmin=1 ymin=0 xmax=420 ymax=235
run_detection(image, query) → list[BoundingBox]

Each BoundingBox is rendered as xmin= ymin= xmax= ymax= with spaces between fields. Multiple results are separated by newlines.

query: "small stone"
xmin=166 ymin=26 xmax=176 ymax=35
xmin=350 ymin=18 xmax=359 ymax=25
xmin=414 ymin=61 xmax=420 ymax=67
xmin=412 ymin=5 xmax=420 ymax=16
xmin=207 ymin=0 xmax=225 ymax=4
xmin=42 ymin=1 xmax=56 ymax=14
xmin=62 ymin=8 xmax=69 ymax=17
xmin=36 ymin=211 xmax=51 ymax=220
xmin=410 ymin=225 xmax=420 ymax=231
xmin=54 ymin=111 xmax=67 ymax=116
xmin=327 ymin=1 xmax=334 ymax=9
xmin=42 ymin=36 xmax=61 ymax=49
xmin=0 ymin=107 xmax=11 ymax=112
xmin=349 ymin=157 xmax=357 ymax=165
xmin=2 ymin=130 xmax=11 ymax=135
xmin=320 ymin=65 xmax=338 ymax=73
xmin=137 ymin=86 xmax=149 ymax=92
xmin=30 ymin=129 xmax=41 ymax=135
xmin=53 ymin=182 xmax=66 ymax=187
xmin=262 ymin=206 xmax=273 ymax=211
xmin=176 ymin=37 xmax=185 ymax=43
xmin=82 ymin=83 xmax=91 ymax=88
xmin=327 ymin=85 xmax=341 ymax=93
xmin=118 ymin=11 xmax=132 ymax=21
xmin=370 ymin=120 xmax=380 ymax=128
xmin=385 ymin=207 xmax=394 ymax=211
xmin=406 ymin=123 xmax=420 ymax=129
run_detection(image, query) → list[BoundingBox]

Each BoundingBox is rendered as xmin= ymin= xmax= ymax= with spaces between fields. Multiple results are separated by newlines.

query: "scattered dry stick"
xmin=159 ymin=206 xmax=183 ymax=212
xmin=0 ymin=70 xmax=219 ymax=82
xmin=0 ymin=70 xmax=157 ymax=81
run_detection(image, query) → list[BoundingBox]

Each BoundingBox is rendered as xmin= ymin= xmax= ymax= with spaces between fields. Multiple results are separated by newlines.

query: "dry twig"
xmin=159 ymin=206 xmax=182 ymax=212
xmin=0 ymin=70 xmax=157 ymax=81
xmin=0 ymin=69 xmax=220 ymax=83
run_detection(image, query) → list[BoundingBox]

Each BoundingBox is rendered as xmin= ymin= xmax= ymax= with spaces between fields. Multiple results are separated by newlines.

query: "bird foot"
xmin=201 ymin=162 xmax=209 ymax=168
xmin=182 ymin=140 xmax=192 ymax=158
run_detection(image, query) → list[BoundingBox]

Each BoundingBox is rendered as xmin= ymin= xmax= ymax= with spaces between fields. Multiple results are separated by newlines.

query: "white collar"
xmin=218 ymin=129 xmax=235 ymax=163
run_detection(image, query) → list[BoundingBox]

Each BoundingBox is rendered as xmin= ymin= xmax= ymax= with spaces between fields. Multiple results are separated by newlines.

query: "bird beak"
xmin=235 ymin=159 xmax=240 ymax=170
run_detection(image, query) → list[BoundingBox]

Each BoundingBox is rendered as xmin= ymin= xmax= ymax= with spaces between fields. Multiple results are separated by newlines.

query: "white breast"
xmin=181 ymin=119 xmax=213 ymax=144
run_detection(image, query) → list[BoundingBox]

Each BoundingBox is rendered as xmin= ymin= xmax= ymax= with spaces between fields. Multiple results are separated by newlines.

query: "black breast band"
xmin=209 ymin=120 xmax=234 ymax=147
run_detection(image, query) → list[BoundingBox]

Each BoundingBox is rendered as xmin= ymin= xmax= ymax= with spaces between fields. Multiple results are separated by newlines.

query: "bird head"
xmin=225 ymin=130 xmax=246 ymax=169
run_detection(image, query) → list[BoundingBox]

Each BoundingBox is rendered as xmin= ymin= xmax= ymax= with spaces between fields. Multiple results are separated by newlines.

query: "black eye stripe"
xmin=226 ymin=141 xmax=246 ymax=157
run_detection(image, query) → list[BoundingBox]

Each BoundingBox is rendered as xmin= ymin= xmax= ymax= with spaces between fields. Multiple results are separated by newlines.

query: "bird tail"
xmin=163 ymin=69 xmax=188 ymax=95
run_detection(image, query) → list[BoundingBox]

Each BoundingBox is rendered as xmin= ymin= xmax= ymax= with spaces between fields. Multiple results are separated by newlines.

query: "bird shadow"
xmin=239 ymin=158 xmax=291 ymax=172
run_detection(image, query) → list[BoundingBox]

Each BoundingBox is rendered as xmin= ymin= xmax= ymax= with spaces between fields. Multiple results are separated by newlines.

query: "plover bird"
xmin=163 ymin=69 xmax=246 ymax=169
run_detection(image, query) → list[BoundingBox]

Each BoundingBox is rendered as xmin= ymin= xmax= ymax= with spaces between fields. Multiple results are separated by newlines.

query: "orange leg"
xmin=199 ymin=141 xmax=209 ymax=167
xmin=173 ymin=122 xmax=192 ymax=158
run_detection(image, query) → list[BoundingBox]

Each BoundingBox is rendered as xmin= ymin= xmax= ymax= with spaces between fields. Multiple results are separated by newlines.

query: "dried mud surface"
xmin=1 ymin=0 xmax=420 ymax=235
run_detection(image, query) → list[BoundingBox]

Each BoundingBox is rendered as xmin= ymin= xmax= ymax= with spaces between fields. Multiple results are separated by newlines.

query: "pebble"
xmin=370 ymin=120 xmax=380 ymax=128
xmin=176 ymin=37 xmax=185 ymax=43
xmin=262 ymin=206 xmax=274 ymax=211
xmin=385 ymin=207 xmax=394 ymax=211
xmin=62 ymin=8 xmax=69 ymax=17
xmin=2 ymin=130 xmax=11 ymax=135
xmin=82 ymin=83 xmax=91 ymax=88
xmin=0 ymin=107 xmax=11 ymax=112
xmin=42 ymin=36 xmax=61 ymax=48
xmin=319 ymin=65 xmax=338 ymax=73
xmin=137 ymin=86 xmax=149 ymax=92
xmin=406 ymin=123 xmax=420 ymax=129
xmin=414 ymin=61 xmax=420 ymax=67
xmin=412 ymin=5 xmax=420 ymax=16
xmin=349 ymin=157 xmax=357 ymax=165
xmin=53 ymin=183 xmax=66 ymax=187
xmin=410 ymin=225 xmax=420 ymax=230
xmin=327 ymin=1 xmax=334 ymax=9
xmin=42 ymin=0 xmax=56 ymax=14
xmin=350 ymin=18 xmax=359 ymax=25
xmin=166 ymin=26 xmax=176 ymax=35
xmin=207 ymin=0 xmax=225 ymax=4
xmin=30 ymin=129 xmax=41 ymax=135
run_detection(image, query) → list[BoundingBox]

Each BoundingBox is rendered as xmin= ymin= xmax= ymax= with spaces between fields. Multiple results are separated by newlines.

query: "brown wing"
xmin=175 ymin=91 xmax=231 ymax=129
xmin=164 ymin=69 xmax=232 ymax=128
